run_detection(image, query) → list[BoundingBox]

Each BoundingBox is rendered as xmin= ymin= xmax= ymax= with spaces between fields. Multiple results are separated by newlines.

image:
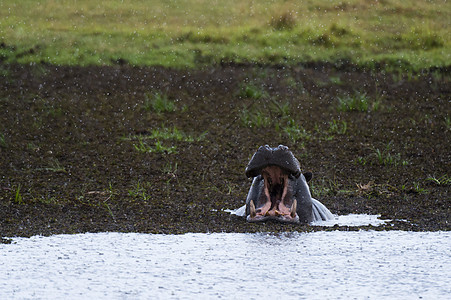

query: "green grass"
xmin=310 ymin=178 xmax=354 ymax=198
xmin=0 ymin=133 xmax=6 ymax=148
xmin=329 ymin=76 xmax=343 ymax=85
xmin=240 ymin=109 xmax=271 ymax=128
xmin=14 ymin=185 xmax=23 ymax=204
xmin=328 ymin=119 xmax=347 ymax=135
xmin=37 ymin=158 xmax=67 ymax=173
xmin=281 ymin=119 xmax=311 ymax=144
xmin=133 ymin=139 xmax=177 ymax=154
xmin=143 ymin=93 xmax=175 ymax=114
xmin=413 ymin=182 xmax=429 ymax=194
xmin=338 ymin=93 xmax=373 ymax=112
xmin=127 ymin=125 xmax=206 ymax=154
xmin=358 ymin=142 xmax=409 ymax=166
xmin=270 ymin=101 xmax=291 ymax=119
xmin=0 ymin=0 xmax=449 ymax=71
xmin=128 ymin=181 xmax=152 ymax=202
xmin=445 ymin=117 xmax=451 ymax=131
xmin=238 ymin=84 xmax=267 ymax=100
xmin=426 ymin=174 xmax=451 ymax=186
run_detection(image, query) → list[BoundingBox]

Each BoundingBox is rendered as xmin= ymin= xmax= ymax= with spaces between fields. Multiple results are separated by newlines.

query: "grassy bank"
xmin=1 ymin=0 xmax=450 ymax=71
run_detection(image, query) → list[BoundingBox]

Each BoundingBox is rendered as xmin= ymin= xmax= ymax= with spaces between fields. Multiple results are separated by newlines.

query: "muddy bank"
xmin=0 ymin=63 xmax=449 ymax=237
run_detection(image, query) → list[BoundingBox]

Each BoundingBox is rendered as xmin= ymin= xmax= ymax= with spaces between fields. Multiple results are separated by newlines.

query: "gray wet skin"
xmin=245 ymin=145 xmax=316 ymax=223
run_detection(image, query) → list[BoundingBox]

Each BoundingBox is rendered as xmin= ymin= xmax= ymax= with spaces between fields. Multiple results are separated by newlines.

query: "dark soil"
xmin=1 ymin=63 xmax=450 ymax=238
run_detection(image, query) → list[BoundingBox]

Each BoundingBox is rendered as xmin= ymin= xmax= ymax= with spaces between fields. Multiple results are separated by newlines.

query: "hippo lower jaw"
xmin=247 ymin=166 xmax=300 ymax=223
xmin=247 ymin=199 xmax=299 ymax=223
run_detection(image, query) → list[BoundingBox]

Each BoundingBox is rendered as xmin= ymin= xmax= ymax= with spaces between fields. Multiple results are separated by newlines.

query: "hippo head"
xmin=245 ymin=145 xmax=301 ymax=179
xmin=245 ymin=145 xmax=306 ymax=223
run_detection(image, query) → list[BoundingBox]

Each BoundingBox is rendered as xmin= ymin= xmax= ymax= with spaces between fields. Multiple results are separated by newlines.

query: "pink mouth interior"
xmin=254 ymin=166 xmax=293 ymax=218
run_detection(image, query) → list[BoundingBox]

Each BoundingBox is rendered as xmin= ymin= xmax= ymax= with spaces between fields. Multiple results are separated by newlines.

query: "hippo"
xmin=242 ymin=145 xmax=333 ymax=223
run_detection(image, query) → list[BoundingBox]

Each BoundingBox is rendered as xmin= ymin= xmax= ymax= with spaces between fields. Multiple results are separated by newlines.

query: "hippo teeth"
xmin=250 ymin=200 xmax=256 ymax=218
xmin=290 ymin=199 xmax=297 ymax=218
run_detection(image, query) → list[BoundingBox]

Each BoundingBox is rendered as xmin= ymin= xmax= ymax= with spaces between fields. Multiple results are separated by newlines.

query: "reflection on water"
xmin=1 ymin=231 xmax=449 ymax=299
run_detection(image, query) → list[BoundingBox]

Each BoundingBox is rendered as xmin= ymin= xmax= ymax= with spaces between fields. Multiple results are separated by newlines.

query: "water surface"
xmin=1 ymin=231 xmax=449 ymax=299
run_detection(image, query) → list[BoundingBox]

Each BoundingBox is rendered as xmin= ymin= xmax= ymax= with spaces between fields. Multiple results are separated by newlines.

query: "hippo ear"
xmin=303 ymin=172 xmax=313 ymax=182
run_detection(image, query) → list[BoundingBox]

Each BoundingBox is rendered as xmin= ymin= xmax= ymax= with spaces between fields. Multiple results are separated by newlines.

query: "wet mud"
xmin=1 ymin=63 xmax=449 ymax=237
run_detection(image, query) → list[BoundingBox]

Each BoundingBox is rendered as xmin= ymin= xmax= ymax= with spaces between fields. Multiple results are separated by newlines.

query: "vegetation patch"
xmin=280 ymin=119 xmax=311 ymax=145
xmin=357 ymin=142 xmax=409 ymax=167
xmin=337 ymin=92 xmax=380 ymax=112
xmin=143 ymin=93 xmax=175 ymax=114
xmin=238 ymin=83 xmax=268 ymax=100
xmin=239 ymin=108 xmax=271 ymax=128
xmin=0 ymin=0 xmax=449 ymax=72
xmin=128 ymin=181 xmax=152 ymax=203
xmin=0 ymin=133 xmax=6 ymax=148
xmin=328 ymin=120 xmax=347 ymax=135
xmin=38 ymin=158 xmax=67 ymax=173
xmin=133 ymin=139 xmax=177 ymax=154
xmin=426 ymin=175 xmax=451 ymax=186
xmin=125 ymin=125 xmax=206 ymax=154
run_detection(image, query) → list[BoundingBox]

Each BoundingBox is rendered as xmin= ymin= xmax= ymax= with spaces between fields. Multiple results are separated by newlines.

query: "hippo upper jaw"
xmin=246 ymin=165 xmax=300 ymax=223
xmin=245 ymin=145 xmax=301 ymax=179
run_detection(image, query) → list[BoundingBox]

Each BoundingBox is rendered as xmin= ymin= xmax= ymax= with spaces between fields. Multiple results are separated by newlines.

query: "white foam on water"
xmin=1 ymin=231 xmax=450 ymax=299
xmin=311 ymin=213 xmax=391 ymax=226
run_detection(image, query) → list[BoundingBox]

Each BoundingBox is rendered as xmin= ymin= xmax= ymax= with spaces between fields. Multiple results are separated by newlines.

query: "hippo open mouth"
xmin=243 ymin=145 xmax=333 ymax=224
xmin=248 ymin=165 xmax=299 ymax=223
xmin=245 ymin=145 xmax=302 ymax=223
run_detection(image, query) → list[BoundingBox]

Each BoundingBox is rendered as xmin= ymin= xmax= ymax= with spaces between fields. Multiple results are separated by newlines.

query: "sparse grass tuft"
xmin=143 ymin=93 xmax=175 ymax=114
xmin=329 ymin=76 xmax=343 ymax=85
xmin=148 ymin=126 xmax=201 ymax=142
xmin=0 ymin=133 xmax=6 ymax=148
xmin=128 ymin=181 xmax=151 ymax=202
xmin=133 ymin=138 xmax=177 ymax=154
xmin=337 ymin=93 xmax=370 ymax=112
xmin=337 ymin=92 xmax=382 ymax=112
xmin=426 ymin=174 xmax=451 ymax=186
xmin=39 ymin=158 xmax=67 ymax=173
xmin=372 ymin=148 xmax=401 ymax=166
xmin=328 ymin=119 xmax=347 ymax=135
xmin=14 ymin=185 xmax=23 ymax=204
xmin=238 ymin=84 xmax=267 ymax=100
xmin=310 ymin=177 xmax=354 ymax=198
xmin=270 ymin=100 xmax=291 ymax=119
xmin=413 ymin=182 xmax=429 ymax=194
xmin=444 ymin=117 xmax=451 ymax=131
xmin=240 ymin=109 xmax=271 ymax=128
xmin=358 ymin=142 xmax=408 ymax=166
xmin=281 ymin=119 xmax=311 ymax=144
xmin=126 ymin=125 xmax=205 ymax=154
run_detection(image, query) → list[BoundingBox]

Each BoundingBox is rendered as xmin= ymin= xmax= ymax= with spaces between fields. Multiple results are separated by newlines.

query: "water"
xmin=1 ymin=231 xmax=450 ymax=299
xmin=229 ymin=201 xmax=388 ymax=227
